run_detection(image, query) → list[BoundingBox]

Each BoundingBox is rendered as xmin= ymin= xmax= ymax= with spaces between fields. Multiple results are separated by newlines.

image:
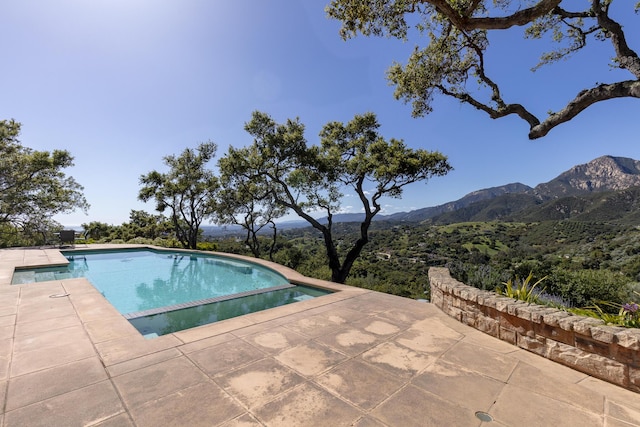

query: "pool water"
xmin=11 ymin=248 xmax=331 ymax=336
xmin=130 ymin=285 xmax=328 ymax=338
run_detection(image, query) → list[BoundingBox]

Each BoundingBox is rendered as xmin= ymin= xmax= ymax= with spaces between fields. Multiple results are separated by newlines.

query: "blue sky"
xmin=3 ymin=1 xmax=639 ymax=226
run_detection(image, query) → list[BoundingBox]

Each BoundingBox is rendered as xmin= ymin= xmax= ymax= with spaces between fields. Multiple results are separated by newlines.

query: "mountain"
xmin=531 ymin=156 xmax=640 ymax=198
xmin=205 ymin=155 xmax=640 ymax=235
xmin=385 ymin=183 xmax=532 ymax=222
xmin=412 ymin=155 xmax=640 ymax=224
xmin=430 ymin=156 xmax=640 ymax=224
xmin=514 ymin=186 xmax=640 ymax=224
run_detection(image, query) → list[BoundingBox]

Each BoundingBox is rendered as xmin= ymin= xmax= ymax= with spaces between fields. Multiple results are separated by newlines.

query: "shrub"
xmin=196 ymin=241 xmax=218 ymax=251
xmin=547 ymin=268 xmax=632 ymax=308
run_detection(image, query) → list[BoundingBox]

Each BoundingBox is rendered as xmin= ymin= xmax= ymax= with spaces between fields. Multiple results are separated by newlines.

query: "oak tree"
xmin=326 ymin=0 xmax=640 ymax=139
xmin=215 ymin=173 xmax=285 ymax=260
xmin=0 ymin=119 xmax=88 ymax=245
xmin=139 ymin=142 xmax=219 ymax=249
xmin=219 ymin=111 xmax=451 ymax=283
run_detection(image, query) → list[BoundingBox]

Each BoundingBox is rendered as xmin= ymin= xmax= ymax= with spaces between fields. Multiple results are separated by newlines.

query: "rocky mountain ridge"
xmin=386 ymin=155 xmax=640 ymax=224
xmin=530 ymin=156 xmax=640 ymax=199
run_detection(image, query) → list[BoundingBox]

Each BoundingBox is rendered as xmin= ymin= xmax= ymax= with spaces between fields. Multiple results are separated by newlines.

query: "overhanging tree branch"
xmin=329 ymin=0 xmax=639 ymax=140
xmin=530 ymin=80 xmax=640 ymax=139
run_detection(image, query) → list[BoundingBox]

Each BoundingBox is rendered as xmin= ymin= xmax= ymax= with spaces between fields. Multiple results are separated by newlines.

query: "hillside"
xmin=531 ymin=156 xmax=640 ymax=198
xmin=515 ymin=186 xmax=640 ymax=224
xmin=416 ymin=155 xmax=640 ymax=224
xmin=203 ymin=155 xmax=640 ymax=235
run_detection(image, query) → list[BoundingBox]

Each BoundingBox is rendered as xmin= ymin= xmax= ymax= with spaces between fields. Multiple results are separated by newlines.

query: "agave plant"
xmin=497 ymin=272 xmax=547 ymax=304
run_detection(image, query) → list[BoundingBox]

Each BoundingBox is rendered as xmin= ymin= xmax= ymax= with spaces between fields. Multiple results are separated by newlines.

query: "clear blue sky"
xmin=3 ymin=1 xmax=639 ymax=226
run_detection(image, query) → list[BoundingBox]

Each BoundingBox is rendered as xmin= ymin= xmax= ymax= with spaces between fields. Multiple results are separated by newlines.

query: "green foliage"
xmin=497 ymin=272 xmax=547 ymax=304
xmin=326 ymin=1 xmax=640 ymax=139
xmin=0 ymin=119 xmax=88 ymax=246
xmin=196 ymin=241 xmax=218 ymax=252
xmin=547 ymin=268 xmax=632 ymax=307
xmin=139 ymin=142 xmax=219 ymax=249
xmin=81 ymin=221 xmax=114 ymax=241
xmin=570 ymin=297 xmax=640 ymax=328
xmin=219 ymin=111 xmax=450 ymax=283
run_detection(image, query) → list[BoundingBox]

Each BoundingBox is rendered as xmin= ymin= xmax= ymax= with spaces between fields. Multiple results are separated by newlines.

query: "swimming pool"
xmin=11 ymin=248 xmax=332 ymax=337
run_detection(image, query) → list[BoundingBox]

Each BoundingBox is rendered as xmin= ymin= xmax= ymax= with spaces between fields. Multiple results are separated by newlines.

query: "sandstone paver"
xmin=3 ymin=381 xmax=124 ymax=427
xmin=275 ymin=340 xmax=347 ymax=376
xmin=215 ymin=357 xmax=305 ymax=409
xmin=314 ymin=358 xmax=405 ymax=410
xmin=188 ymin=338 xmax=266 ymax=377
xmin=411 ymin=359 xmax=506 ymax=412
xmin=439 ymin=340 xmax=519 ymax=382
xmin=372 ymin=384 xmax=479 ymax=427
xmin=253 ymin=382 xmax=362 ymax=427
xmin=128 ymin=381 xmax=244 ymax=427
xmin=490 ymin=383 xmax=604 ymax=426
xmin=111 ymin=356 xmax=208 ymax=409
xmin=241 ymin=325 xmax=309 ymax=354
xmin=5 ymin=356 xmax=107 ymax=411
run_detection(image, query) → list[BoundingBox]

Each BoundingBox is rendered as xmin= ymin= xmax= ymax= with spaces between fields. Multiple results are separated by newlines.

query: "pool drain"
xmin=475 ymin=411 xmax=493 ymax=422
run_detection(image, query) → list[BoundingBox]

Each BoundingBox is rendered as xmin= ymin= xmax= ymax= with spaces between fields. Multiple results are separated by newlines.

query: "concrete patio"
xmin=1 ymin=246 xmax=639 ymax=426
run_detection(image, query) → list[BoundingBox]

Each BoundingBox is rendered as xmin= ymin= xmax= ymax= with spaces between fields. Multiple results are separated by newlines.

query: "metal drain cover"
xmin=475 ymin=411 xmax=493 ymax=422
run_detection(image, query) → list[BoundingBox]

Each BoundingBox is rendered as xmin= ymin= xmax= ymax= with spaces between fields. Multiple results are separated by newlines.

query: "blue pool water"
xmin=11 ymin=248 xmax=331 ymax=336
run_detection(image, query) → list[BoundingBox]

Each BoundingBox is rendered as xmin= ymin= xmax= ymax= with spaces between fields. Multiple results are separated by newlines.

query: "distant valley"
xmin=203 ymin=155 xmax=640 ymax=236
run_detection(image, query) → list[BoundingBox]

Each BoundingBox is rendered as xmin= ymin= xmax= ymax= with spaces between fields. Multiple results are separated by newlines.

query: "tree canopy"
xmin=139 ymin=142 xmax=219 ymax=249
xmin=0 ymin=119 xmax=88 ymax=244
xmin=326 ymin=0 xmax=640 ymax=139
xmin=216 ymin=169 xmax=285 ymax=259
xmin=219 ymin=111 xmax=451 ymax=283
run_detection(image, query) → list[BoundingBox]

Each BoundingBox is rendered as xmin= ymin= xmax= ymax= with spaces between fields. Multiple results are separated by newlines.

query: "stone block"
xmin=517 ymin=334 xmax=547 ymax=356
xmin=478 ymin=294 xmax=498 ymax=310
xmin=494 ymin=297 xmax=518 ymax=313
xmin=513 ymin=304 xmax=536 ymax=321
xmin=542 ymin=310 xmax=573 ymax=327
xmin=547 ymin=340 xmax=627 ymax=387
xmin=506 ymin=300 xmax=528 ymax=316
xmin=591 ymin=326 xmax=627 ymax=345
xmin=451 ymin=296 xmax=462 ymax=309
xmin=609 ymin=343 xmax=637 ymax=366
xmin=614 ymin=329 xmax=640 ymax=351
xmin=430 ymin=293 xmax=443 ymax=309
xmin=629 ymin=366 xmax=640 ymax=393
xmin=557 ymin=315 xmax=578 ymax=332
xmin=499 ymin=313 xmax=531 ymax=336
xmin=445 ymin=305 xmax=463 ymax=321
xmin=530 ymin=307 xmax=560 ymax=323
xmin=575 ymin=335 xmax=610 ymax=358
xmin=534 ymin=322 xmax=574 ymax=346
xmin=451 ymin=284 xmax=467 ymax=298
xmin=476 ymin=316 xmax=499 ymax=337
xmin=460 ymin=310 xmax=476 ymax=327
xmin=458 ymin=287 xmax=478 ymax=303
xmin=572 ymin=317 xmax=605 ymax=336
xmin=463 ymin=298 xmax=476 ymax=311
xmin=499 ymin=327 xmax=516 ymax=345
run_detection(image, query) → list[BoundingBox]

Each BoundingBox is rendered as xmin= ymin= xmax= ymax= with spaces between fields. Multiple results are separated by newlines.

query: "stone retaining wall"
xmin=428 ymin=267 xmax=640 ymax=393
